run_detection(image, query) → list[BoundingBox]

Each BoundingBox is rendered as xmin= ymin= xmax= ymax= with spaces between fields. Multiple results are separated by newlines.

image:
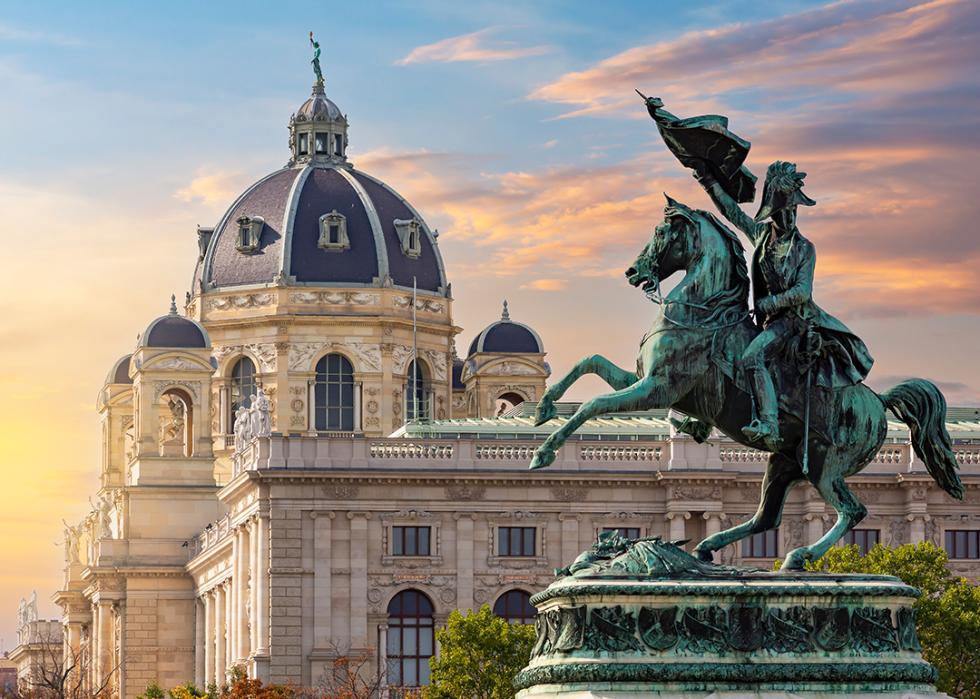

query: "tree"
xmin=424 ymin=606 xmax=535 ymax=699
xmin=798 ymin=542 xmax=980 ymax=699
xmin=2 ymin=639 xmax=118 ymax=699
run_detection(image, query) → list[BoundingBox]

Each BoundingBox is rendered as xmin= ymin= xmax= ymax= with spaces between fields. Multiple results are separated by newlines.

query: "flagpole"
xmin=413 ymin=276 xmax=418 ymax=426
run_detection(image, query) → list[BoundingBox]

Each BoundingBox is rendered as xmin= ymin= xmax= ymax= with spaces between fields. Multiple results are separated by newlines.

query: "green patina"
xmin=527 ymin=95 xmax=965 ymax=572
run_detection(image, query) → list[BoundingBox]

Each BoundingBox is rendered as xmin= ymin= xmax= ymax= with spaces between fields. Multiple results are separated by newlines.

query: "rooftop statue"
xmin=310 ymin=32 xmax=323 ymax=84
xmin=529 ymin=94 xmax=964 ymax=570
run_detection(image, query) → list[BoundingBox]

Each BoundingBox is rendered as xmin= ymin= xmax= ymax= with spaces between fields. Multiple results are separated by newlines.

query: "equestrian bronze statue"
xmin=529 ymin=94 xmax=963 ymax=570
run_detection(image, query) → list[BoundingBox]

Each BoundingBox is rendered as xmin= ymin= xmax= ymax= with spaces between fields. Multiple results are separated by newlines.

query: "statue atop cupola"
xmin=288 ymin=32 xmax=349 ymax=167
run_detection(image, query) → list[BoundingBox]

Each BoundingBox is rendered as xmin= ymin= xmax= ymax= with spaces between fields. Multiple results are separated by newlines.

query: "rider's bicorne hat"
xmin=753 ymin=161 xmax=816 ymax=223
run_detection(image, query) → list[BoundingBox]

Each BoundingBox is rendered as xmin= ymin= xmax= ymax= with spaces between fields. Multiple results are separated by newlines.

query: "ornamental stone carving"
xmin=341 ymin=343 xmax=382 ymax=372
xmin=445 ymin=486 xmax=485 ymax=501
xmin=551 ymin=488 xmax=588 ymax=502
xmin=392 ymin=296 xmax=445 ymax=314
xmin=289 ymin=342 xmax=329 ymax=370
xmin=205 ymin=293 xmax=276 ymax=312
xmin=290 ymin=291 xmax=379 ymax=305
xmin=484 ymin=361 xmax=539 ymax=376
xmin=670 ymin=486 xmax=723 ymax=501
xmin=392 ymin=346 xmax=415 ymax=374
xmin=153 ymin=380 xmax=201 ymax=402
xmin=322 ymin=485 xmax=359 ymax=499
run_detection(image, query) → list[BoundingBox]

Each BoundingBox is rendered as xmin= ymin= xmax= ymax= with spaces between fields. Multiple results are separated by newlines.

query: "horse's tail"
xmin=881 ymin=379 xmax=963 ymax=499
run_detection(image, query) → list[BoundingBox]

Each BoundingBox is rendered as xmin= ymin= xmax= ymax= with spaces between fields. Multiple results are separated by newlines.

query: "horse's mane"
xmin=692 ymin=208 xmax=751 ymax=318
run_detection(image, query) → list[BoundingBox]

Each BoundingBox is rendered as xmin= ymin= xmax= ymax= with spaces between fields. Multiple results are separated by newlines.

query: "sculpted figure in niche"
xmin=163 ymin=395 xmax=186 ymax=444
xmin=28 ymin=590 xmax=38 ymax=623
xmin=250 ymin=388 xmax=272 ymax=438
xmin=62 ymin=519 xmax=81 ymax=564
xmin=234 ymin=406 xmax=251 ymax=452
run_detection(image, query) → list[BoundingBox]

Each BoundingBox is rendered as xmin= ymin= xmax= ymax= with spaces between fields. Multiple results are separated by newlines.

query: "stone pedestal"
xmin=517 ymin=538 xmax=948 ymax=699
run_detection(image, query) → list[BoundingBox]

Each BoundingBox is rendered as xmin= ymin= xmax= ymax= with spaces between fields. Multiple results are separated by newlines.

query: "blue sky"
xmin=1 ymin=0 xmax=979 ymax=648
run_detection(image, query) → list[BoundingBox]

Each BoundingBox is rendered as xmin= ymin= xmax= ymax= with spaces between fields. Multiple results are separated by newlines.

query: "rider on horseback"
xmin=694 ymin=160 xmax=875 ymax=452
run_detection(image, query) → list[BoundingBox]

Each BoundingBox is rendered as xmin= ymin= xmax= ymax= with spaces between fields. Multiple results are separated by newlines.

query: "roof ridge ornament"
xmin=169 ymin=295 xmax=178 ymax=316
xmin=501 ymin=300 xmax=511 ymax=322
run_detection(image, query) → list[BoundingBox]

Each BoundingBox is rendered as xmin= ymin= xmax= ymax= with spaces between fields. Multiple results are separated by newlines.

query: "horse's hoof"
xmin=692 ymin=546 xmax=714 ymax=563
xmin=534 ymin=400 xmax=558 ymax=427
xmin=529 ymin=448 xmax=556 ymax=470
xmin=780 ymin=548 xmax=810 ymax=571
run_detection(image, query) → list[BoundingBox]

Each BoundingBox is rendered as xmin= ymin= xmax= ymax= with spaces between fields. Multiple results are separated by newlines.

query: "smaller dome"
xmin=467 ymin=301 xmax=544 ymax=356
xmin=452 ymin=358 xmax=465 ymax=390
xmin=141 ymin=297 xmax=210 ymax=349
xmin=105 ymin=354 xmax=134 ymax=386
xmin=297 ymin=83 xmax=343 ymax=121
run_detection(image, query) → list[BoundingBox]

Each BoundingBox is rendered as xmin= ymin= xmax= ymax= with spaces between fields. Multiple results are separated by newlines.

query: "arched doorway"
xmin=387 ymin=590 xmax=434 ymax=687
xmin=494 ymin=391 xmax=527 ymax=417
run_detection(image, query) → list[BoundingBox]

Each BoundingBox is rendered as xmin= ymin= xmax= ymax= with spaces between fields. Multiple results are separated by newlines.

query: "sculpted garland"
xmin=529 ymin=94 xmax=965 ymax=570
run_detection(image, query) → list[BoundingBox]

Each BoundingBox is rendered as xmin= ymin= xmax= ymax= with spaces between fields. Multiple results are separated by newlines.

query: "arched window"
xmin=315 ymin=354 xmax=354 ymax=431
xmin=387 ymin=590 xmax=434 ymax=687
xmin=230 ymin=357 xmax=256 ymax=431
xmin=405 ymin=360 xmax=426 ymax=422
xmin=493 ymin=590 xmax=535 ymax=625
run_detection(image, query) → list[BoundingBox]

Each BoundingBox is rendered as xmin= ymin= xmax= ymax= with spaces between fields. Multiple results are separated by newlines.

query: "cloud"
xmin=174 ymin=170 xmax=247 ymax=207
xmin=520 ymin=279 xmax=568 ymax=290
xmin=527 ymin=0 xmax=979 ymax=120
xmin=396 ymin=26 xmax=552 ymax=65
xmin=0 ymin=21 xmax=84 ymax=47
xmin=543 ymin=140 xmax=558 ymax=149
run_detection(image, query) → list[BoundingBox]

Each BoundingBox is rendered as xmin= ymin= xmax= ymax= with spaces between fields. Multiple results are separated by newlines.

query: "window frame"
xmin=317 ymin=210 xmax=349 ymax=251
xmin=487 ymin=513 xmax=548 ymax=568
xmin=381 ymin=511 xmax=443 ymax=567
xmin=945 ymin=529 xmax=980 ymax=559
xmin=392 ymin=526 xmax=431 ymax=557
xmin=314 ymin=353 xmax=355 ymax=433
xmin=386 ymin=590 xmax=435 ymax=688
xmin=493 ymin=590 xmax=536 ymax=625
xmin=841 ymin=529 xmax=880 ymax=557
xmin=741 ymin=530 xmax=778 ymax=559
xmin=229 ymin=357 xmax=257 ymax=434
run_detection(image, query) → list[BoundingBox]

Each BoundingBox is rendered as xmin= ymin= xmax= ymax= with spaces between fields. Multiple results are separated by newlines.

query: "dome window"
xmin=394 ymin=218 xmax=423 ymax=258
xmin=334 ymin=134 xmax=343 ymax=158
xmin=315 ymin=132 xmax=329 ymax=155
xmin=235 ymin=215 xmax=265 ymax=254
xmin=318 ymin=210 xmax=349 ymax=250
xmin=298 ymin=133 xmax=309 ymax=156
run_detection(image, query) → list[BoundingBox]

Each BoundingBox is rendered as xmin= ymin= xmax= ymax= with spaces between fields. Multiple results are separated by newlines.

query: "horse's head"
xmin=626 ymin=195 xmax=699 ymax=291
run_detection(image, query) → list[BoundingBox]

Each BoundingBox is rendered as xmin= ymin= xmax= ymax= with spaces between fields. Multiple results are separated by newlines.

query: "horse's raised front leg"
xmin=535 ymin=355 xmax=638 ymax=426
xmin=530 ymin=376 xmax=659 ymax=470
xmin=782 ymin=468 xmax=867 ymax=570
xmin=693 ymin=454 xmax=804 ymax=561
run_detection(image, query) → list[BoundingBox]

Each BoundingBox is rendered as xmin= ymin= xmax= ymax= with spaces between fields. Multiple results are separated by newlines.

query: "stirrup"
xmin=742 ymin=419 xmax=780 ymax=451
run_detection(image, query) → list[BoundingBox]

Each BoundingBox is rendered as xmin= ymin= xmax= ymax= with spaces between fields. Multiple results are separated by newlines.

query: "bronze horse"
xmin=529 ymin=197 xmax=963 ymax=569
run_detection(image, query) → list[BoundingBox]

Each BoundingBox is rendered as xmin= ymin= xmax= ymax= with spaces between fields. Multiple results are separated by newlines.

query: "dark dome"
xmin=142 ymin=302 xmax=210 ymax=349
xmin=298 ymin=86 xmax=343 ymax=120
xmin=467 ymin=302 xmax=544 ymax=356
xmin=452 ymin=358 xmax=465 ymax=390
xmin=194 ymin=166 xmax=447 ymax=294
xmin=105 ymin=354 xmax=133 ymax=385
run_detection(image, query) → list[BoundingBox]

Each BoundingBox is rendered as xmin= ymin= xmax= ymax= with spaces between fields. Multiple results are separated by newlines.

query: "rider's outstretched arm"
xmin=692 ymin=164 xmax=763 ymax=246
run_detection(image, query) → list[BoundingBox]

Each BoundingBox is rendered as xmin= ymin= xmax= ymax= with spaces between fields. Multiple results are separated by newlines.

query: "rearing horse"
xmin=529 ymin=196 xmax=963 ymax=569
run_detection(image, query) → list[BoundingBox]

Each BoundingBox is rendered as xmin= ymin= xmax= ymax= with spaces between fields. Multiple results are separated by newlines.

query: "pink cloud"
xmin=396 ymin=26 xmax=552 ymax=65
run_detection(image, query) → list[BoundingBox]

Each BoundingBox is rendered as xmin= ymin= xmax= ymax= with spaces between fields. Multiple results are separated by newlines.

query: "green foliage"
xmin=138 ymin=681 xmax=166 ymax=699
xmin=424 ymin=605 xmax=536 ymax=699
xmin=792 ymin=542 xmax=980 ymax=699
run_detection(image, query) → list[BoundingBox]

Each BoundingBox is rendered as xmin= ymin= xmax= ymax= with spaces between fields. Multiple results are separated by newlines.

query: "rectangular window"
xmin=315 ymin=133 xmax=328 ymax=155
xmin=298 ymin=133 xmax=309 ymax=155
xmin=842 ymin=529 xmax=879 ymax=557
xmin=603 ymin=527 xmax=640 ymax=540
xmin=329 ymin=224 xmax=340 ymax=244
xmin=499 ymin=527 xmax=536 ymax=557
xmin=335 ymin=133 xmax=343 ymax=156
xmin=741 ymin=530 xmax=778 ymax=558
xmin=945 ymin=530 xmax=980 ymax=559
xmin=393 ymin=526 xmax=430 ymax=556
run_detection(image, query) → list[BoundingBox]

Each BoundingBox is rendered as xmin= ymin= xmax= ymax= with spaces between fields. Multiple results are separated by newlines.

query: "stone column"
xmin=454 ymin=513 xmax=476 ymax=612
xmin=204 ymin=593 xmax=215 ymax=684
xmin=238 ymin=526 xmax=251 ymax=661
xmin=230 ymin=531 xmax=240 ymax=666
xmin=308 ymin=380 xmax=316 ymax=436
xmin=312 ymin=511 xmax=334 ymax=649
xmin=805 ymin=513 xmax=827 ymax=546
xmin=195 ymin=600 xmax=205 ymax=687
xmin=908 ymin=514 xmax=930 ymax=544
xmin=354 ymin=382 xmax=362 ymax=432
xmin=225 ymin=580 xmax=234 ymax=674
xmin=249 ymin=519 xmax=259 ymax=653
xmin=348 ymin=512 xmax=371 ymax=645
xmin=559 ymin=514 xmax=582 ymax=570
xmin=666 ymin=511 xmax=690 ymax=542
xmin=97 ymin=601 xmax=112 ymax=682
xmin=220 ymin=386 xmax=229 ymax=435
xmin=214 ymin=585 xmax=226 ymax=682
xmin=378 ymin=623 xmax=389 ymax=692
xmin=256 ymin=515 xmax=270 ymax=654
xmin=703 ymin=512 xmax=726 ymax=539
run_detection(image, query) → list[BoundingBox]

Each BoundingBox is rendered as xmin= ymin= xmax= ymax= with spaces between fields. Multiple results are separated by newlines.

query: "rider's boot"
xmin=742 ymin=366 xmax=781 ymax=452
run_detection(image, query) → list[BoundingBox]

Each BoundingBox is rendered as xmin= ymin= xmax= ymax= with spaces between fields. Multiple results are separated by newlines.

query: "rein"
xmin=643 ymin=274 xmax=750 ymax=333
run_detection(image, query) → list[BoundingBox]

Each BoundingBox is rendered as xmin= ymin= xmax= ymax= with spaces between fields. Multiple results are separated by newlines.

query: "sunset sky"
xmin=1 ymin=0 xmax=979 ymax=648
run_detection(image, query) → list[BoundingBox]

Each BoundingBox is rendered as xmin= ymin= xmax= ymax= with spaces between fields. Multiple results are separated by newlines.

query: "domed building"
xmin=453 ymin=301 xmax=550 ymax=418
xmin=22 ymin=74 xmax=980 ymax=699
